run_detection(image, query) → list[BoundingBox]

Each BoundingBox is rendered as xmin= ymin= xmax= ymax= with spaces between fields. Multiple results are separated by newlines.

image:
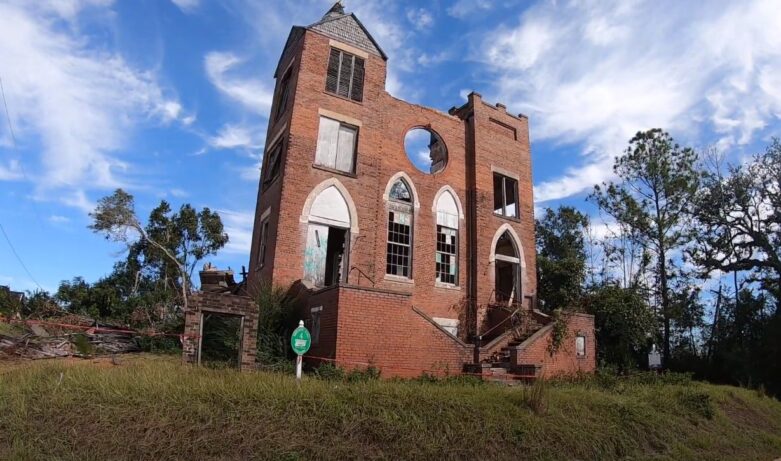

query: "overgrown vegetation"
xmin=537 ymin=132 xmax=781 ymax=397
xmin=1 ymin=356 xmax=780 ymax=460
xmin=254 ymin=283 xmax=298 ymax=370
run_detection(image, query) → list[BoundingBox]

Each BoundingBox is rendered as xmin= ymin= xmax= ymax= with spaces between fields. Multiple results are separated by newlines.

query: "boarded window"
xmin=264 ymin=140 xmax=284 ymax=184
xmin=493 ymin=173 xmax=518 ymax=218
xmin=386 ymin=210 xmax=411 ymax=277
xmin=576 ymin=335 xmax=586 ymax=357
xmin=315 ymin=116 xmax=357 ymax=174
xmin=325 ymin=48 xmax=364 ymax=102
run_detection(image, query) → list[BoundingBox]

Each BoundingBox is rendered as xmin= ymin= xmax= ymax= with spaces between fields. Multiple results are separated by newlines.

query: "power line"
xmin=0 ymin=74 xmax=46 ymax=226
xmin=0 ymin=221 xmax=43 ymax=291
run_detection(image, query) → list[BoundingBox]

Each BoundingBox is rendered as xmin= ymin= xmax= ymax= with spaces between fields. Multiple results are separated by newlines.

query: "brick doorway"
xmin=199 ymin=312 xmax=244 ymax=368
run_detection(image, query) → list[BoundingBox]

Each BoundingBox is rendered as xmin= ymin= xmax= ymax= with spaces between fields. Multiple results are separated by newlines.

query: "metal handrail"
xmin=348 ymin=266 xmax=376 ymax=287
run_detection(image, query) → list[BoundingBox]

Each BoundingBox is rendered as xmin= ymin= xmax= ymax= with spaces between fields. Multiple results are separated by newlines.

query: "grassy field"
xmin=1 ymin=355 xmax=780 ymax=460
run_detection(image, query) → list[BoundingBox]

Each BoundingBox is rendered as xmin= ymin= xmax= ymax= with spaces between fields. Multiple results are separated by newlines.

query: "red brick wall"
xmin=183 ymin=292 xmax=259 ymax=371
xmin=512 ymin=313 xmax=596 ymax=377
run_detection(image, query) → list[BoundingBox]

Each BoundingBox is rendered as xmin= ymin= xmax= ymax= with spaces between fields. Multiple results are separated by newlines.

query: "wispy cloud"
xmin=447 ymin=0 xmax=494 ymax=19
xmin=170 ymin=0 xmax=198 ymax=14
xmin=217 ymin=209 xmax=254 ymax=255
xmin=204 ymin=52 xmax=273 ymax=114
xmin=208 ymin=123 xmax=263 ymax=150
xmin=0 ymin=1 xmax=187 ymax=208
xmin=406 ymin=7 xmax=434 ymax=30
xmin=480 ymin=0 xmax=781 ymax=202
xmin=0 ymin=159 xmax=23 ymax=181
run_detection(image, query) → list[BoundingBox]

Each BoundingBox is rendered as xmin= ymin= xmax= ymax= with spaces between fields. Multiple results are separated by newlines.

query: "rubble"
xmin=0 ymin=315 xmax=141 ymax=360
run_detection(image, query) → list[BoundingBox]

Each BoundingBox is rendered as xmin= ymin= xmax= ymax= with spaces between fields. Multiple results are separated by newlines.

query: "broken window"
xmin=274 ymin=68 xmax=293 ymax=121
xmin=436 ymin=226 xmax=457 ymax=284
xmin=435 ymin=190 xmax=459 ymax=285
xmin=386 ymin=179 xmax=413 ymax=278
xmin=576 ymin=335 xmax=586 ymax=357
xmin=494 ymin=231 xmax=521 ymax=304
xmin=257 ymin=217 xmax=270 ymax=268
xmin=315 ymin=116 xmax=357 ymax=174
xmin=303 ymin=186 xmax=351 ymax=287
xmin=264 ymin=140 xmax=284 ymax=184
xmin=325 ymin=47 xmax=365 ymax=102
xmin=493 ymin=173 xmax=518 ymax=218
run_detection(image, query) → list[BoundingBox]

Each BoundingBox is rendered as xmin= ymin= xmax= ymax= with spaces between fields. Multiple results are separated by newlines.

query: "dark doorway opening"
xmin=495 ymin=260 xmax=519 ymax=304
xmin=324 ymin=227 xmax=348 ymax=287
xmin=199 ymin=312 xmax=243 ymax=368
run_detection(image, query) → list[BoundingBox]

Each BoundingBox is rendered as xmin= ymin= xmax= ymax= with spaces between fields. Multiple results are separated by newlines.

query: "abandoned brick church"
xmin=243 ymin=3 xmax=595 ymax=378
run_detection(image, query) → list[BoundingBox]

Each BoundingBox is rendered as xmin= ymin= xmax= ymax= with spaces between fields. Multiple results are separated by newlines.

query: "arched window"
xmin=303 ymin=185 xmax=351 ymax=287
xmin=435 ymin=191 xmax=459 ymax=285
xmin=386 ymin=178 xmax=413 ymax=278
xmin=494 ymin=230 xmax=521 ymax=304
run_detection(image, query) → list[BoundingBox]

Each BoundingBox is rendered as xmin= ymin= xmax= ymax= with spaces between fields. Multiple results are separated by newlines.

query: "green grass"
xmin=1 ymin=355 xmax=780 ymax=460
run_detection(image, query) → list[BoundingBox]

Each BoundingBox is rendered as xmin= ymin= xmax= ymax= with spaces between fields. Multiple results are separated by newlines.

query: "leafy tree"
xmin=589 ymin=129 xmax=700 ymax=365
xmin=21 ymin=290 xmax=61 ymax=319
xmin=536 ymin=206 xmax=589 ymax=312
xmin=691 ymin=140 xmax=781 ymax=310
xmin=89 ymin=189 xmax=228 ymax=315
xmin=582 ymin=284 xmax=655 ymax=371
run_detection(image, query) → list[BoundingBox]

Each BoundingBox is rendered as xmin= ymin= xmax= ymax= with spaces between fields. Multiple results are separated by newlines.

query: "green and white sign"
xmin=291 ymin=324 xmax=311 ymax=356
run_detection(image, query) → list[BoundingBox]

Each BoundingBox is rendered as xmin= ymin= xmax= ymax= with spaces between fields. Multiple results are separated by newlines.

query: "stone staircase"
xmin=468 ymin=315 xmax=546 ymax=383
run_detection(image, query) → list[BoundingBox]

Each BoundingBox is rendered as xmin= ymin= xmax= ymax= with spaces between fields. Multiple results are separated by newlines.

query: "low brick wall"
xmin=183 ymin=291 xmax=259 ymax=371
xmin=510 ymin=313 xmax=596 ymax=377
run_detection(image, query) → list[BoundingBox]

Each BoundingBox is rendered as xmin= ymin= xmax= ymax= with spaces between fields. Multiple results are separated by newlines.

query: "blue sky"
xmin=1 ymin=0 xmax=780 ymax=293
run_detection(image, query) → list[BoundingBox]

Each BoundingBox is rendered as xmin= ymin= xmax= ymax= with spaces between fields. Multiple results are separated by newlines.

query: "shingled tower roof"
xmin=307 ymin=2 xmax=387 ymax=60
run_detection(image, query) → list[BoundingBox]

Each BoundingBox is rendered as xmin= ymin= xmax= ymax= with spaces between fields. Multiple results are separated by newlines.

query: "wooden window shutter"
xmin=337 ymin=53 xmax=352 ymax=98
xmin=325 ymin=48 xmax=340 ymax=94
xmin=350 ymin=57 xmax=364 ymax=102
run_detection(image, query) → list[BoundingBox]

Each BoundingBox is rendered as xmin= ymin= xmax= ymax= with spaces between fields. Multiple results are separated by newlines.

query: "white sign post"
xmin=290 ymin=320 xmax=311 ymax=382
xmin=648 ymin=344 xmax=662 ymax=370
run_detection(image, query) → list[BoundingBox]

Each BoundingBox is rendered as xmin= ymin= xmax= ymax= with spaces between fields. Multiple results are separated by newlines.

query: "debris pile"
xmin=0 ymin=316 xmax=141 ymax=360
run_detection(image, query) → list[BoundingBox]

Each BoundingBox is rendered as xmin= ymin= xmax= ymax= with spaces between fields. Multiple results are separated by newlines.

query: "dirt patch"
xmin=721 ymin=392 xmax=781 ymax=433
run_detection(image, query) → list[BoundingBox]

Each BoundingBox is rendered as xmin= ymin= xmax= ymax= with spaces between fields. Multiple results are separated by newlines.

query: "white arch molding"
xmin=382 ymin=171 xmax=421 ymax=209
xmin=488 ymin=223 xmax=528 ymax=299
xmin=300 ymin=178 xmax=360 ymax=234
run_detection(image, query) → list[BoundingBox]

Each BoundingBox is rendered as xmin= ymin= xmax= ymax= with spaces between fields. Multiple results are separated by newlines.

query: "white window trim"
xmin=328 ymin=39 xmax=369 ymax=59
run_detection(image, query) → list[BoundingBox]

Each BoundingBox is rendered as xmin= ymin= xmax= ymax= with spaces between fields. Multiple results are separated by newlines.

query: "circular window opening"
xmin=404 ymin=127 xmax=447 ymax=174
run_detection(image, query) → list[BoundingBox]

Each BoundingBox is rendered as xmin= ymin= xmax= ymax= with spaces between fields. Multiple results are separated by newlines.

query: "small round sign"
xmin=290 ymin=324 xmax=311 ymax=356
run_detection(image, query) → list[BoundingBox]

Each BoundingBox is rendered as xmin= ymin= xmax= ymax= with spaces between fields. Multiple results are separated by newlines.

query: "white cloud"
xmin=169 ymin=188 xmax=188 ymax=198
xmin=170 ymin=0 xmax=198 ymax=14
xmin=49 ymin=215 xmax=70 ymax=224
xmin=0 ymin=2 xmax=187 ymax=204
xmin=208 ymin=123 xmax=263 ymax=150
xmin=0 ymin=159 xmax=23 ymax=181
xmin=447 ymin=0 xmax=494 ymax=19
xmin=204 ymin=52 xmax=273 ymax=114
xmin=406 ymin=7 xmax=434 ymax=30
xmin=480 ymin=0 xmax=781 ymax=202
xmin=217 ymin=209 xmax=254 ymax=255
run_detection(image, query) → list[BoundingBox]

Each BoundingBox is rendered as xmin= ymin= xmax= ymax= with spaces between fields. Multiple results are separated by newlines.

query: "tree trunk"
xmin=659 ymin=245 xmax=671 ymax=367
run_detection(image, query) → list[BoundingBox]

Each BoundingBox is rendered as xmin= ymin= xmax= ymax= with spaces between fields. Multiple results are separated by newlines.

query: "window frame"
xmin=257 ymin=217 xmax=270 ymax=269
xmin=576 ymin=334 xmax=586 ymax=358
xmin=314 ymin=116 xmax=359 ymax=175
xmin=274 ymin=67 xmax=293 ymax=121
xmin=325 ymin=47 xmax=365 ymax=103
xmin=493 ymin=173 xmax=519 ymax=218
xmin=385 ymin=179 xmax=414 ymax=279
xmin=435 ymin=224 xmax=458 ymax=285
xmin=263 ymin=138 xmax=285 ymax=186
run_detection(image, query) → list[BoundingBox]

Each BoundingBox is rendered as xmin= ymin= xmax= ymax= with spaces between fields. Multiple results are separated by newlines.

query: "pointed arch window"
xmin=435 ymin=191 xmax=459 ymax=285
xmin=386 ymin=179 xmax=413 ymax=278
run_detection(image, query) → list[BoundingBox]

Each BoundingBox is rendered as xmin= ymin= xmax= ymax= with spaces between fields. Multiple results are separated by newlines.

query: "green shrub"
xmin=313 ymin=362 xmax=345 ymax=381
xmin=254 ymin=283 xmax=297 ymax=367
xmin=72 ymin=334 xmax=95 ymax=356
xmin=520 ymin=379 xmax=548 ymax=415
xmin=346 ymin=366 xmax=380 ymax=382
